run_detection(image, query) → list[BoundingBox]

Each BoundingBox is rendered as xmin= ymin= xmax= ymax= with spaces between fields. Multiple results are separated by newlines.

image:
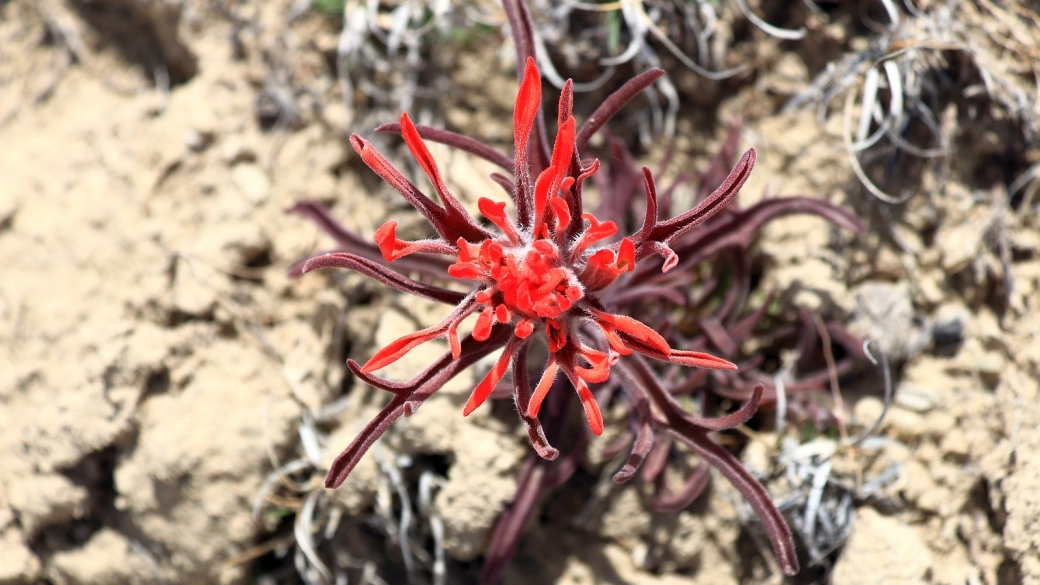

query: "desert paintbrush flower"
xmin=297 ymin=57 xmax=799 ymax=575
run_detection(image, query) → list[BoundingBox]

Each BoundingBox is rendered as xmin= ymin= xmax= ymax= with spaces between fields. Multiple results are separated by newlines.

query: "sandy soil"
xmin=1 ymin=1 xmax=1038 ymax=584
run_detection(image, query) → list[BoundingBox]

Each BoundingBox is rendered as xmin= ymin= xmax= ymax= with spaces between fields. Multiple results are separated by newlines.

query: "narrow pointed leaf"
xmin=376 ymin=122 xmax=514 ymax=171
xmin=575 ymin=68 xmax=665 ymax=150
xmin=302 ymin=253 xmax=465 ymax=304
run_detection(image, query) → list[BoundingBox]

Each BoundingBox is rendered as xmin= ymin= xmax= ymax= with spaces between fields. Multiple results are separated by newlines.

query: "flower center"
xmin=498 ymin=239 xmax=584 ymax=319
xmin=453 ymin=237 xmax=584 ymax=322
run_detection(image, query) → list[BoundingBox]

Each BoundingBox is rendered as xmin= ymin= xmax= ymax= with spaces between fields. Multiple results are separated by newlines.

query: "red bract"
xmin=354 ymin=60 xmax=741 ymax=440
xmin=295 ymin=58 xmax=801 ymax=577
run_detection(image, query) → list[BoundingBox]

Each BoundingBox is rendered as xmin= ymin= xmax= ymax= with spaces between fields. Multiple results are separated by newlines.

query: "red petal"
xmin=531 ymin=239 xmax=558 ymax=258
xmin=576 ymin=380 xmax=604 ymax=435
xmin=616 ymin=238 xmax=635 ymax=272
xmin=373 ymin=220 xmax=457 ymax=261
xmin=514 ymin=57 xmax=541 ymax=158
xmin=590 ymin=309 xmax=670 ymax=354
xmin=351 ymin=135 xmax=451 ymax=238
xmin=361 ymin=298 xmax=479 ymax=372
xmin=527 ymin=359 xmax=559 ymax=417
xmin=473 ymin=306 xmax=495 ymax=341
xmin=579 ymin=249 xmax=622 ymax=291
xmin=487 ymin=241 xmax=504 ymax=263
xmin=448 ymin=318 xmax=464 ymax=359
xmin=549 ymin=116 xmax=575 ymax=175
xmin=587 ymin=249 xmax=615 ymax=267
xmin=573 ymin=214 xmax=618 ymax=257
xmin=495 ymin=304 xmax=511 ymax=323
xmin=373 ymin=220 xmax=433 ymax=261
xmin=373 ymin=221 xmax=402 ymax=261
xmin=667 ymin=350 xmax=737 ymax=370
xmin=361 ymin=326 xmax=446 ymax=373
xmin=535 ymin=268 xmax=567 ymax=296
xmin=513 ymin=56 xmax=541 ymax=225
xmin=514 ymin=319 xmax=534 ymax=339
xmin=463 ymin=340 xmax=519 ymax=416
xmin=400 ymin=112 xmax=448 ymax=200
xmin=447 ymin=262 xmax=487 ymax=280
xmin=605 ymin=331 xmax=631 ymax=354
xmin=398 ymin=116 xmax=495 ymax=243
xmin=477 ymin=197 xmax=520 ymax=244
xmin=532 ymin=117 xmax=576 ymax=230
xmin=455 ymin=237 xmax=474 ymax=261
xmin=576 ymin=347 xmax=617 ymax=384
xmin=549 ymin=196 xmax=571 ymax=230
xmin=533 ymin=166 xmax=554 ymax=228
xmin=592 ymin=321 xmax=632 ymax=355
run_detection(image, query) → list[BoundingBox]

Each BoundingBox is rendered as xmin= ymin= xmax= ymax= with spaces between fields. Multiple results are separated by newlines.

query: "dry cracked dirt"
xmin=0 ymin=0 xmax=1038 ymax=584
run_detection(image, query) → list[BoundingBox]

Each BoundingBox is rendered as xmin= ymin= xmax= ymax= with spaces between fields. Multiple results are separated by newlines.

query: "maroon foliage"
xmin=289 ymin=2 xmax=866 ymax=583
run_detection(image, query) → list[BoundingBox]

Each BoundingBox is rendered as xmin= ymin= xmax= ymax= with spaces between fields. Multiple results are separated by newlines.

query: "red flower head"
xmin=349 ymin=58 xmax=739 ymax=438
xmin=297 ymin=56 xmax=799 ymax=576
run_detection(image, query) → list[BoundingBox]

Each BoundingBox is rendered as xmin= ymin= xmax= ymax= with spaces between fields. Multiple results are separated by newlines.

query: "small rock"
xmin=894 ymin=383 xmax=941 ymax=413
xmin=853 ymin=396 xmax=885 ymax=426
xmin=884 ymin=406 xmax=927 ymax=440
xmin=932 ymin=316 xmax=965 ymax=347
xmin=170 ymin=257 xmax=218 ymax=316
xmin=920 ymin=411 xmax=956 ymax=437
xmin=220 ymin=136 xmax=257 ymax=166
xmin=182 ymin=128 xmax=213 ymax=152
xmin=231 ymin=164 xmax=270 ymax=205
xmin=940 ymin=428 xmax=971 ymax=459
xmin=891 ymin=224 xmax=924 ymax=254
xmin=849 ymin=281 xmax=927 ymax=360
xmin=952 ymin=338 xmax=1005 ymax=377
xmin=936 ymin=214 xmax=988 ymax=275
xmin=916 ymin=269 xmax=946 ymax=306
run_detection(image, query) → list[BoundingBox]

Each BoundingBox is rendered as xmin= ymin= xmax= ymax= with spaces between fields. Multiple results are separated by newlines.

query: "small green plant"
xmin=313 ymin=0 xmax=344 ymax=15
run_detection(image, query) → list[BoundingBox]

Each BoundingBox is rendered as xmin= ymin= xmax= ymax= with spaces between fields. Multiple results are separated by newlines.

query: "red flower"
xmin=297 ymin=56 xmax=799 ymax=576
xmin=350 ymin=59 xmax=736 ymax=438
xmin=305 ymin=56 xmax=750 ymax=439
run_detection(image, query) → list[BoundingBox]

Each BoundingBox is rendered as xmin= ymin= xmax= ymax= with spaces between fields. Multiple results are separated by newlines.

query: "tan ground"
xmin=1 ymin=1 xmax=1038 ymax=584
